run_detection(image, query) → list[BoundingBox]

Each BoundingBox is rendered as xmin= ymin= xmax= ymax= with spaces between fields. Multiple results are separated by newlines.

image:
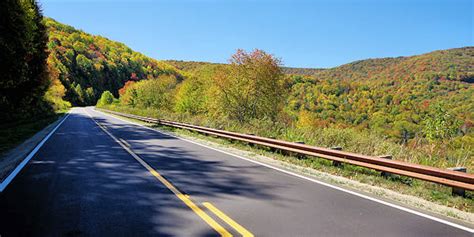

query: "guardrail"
xmin=97 ymin=108 xmax=474 ymax=193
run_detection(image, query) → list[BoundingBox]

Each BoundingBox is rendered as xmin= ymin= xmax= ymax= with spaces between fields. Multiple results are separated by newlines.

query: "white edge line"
xmin=92 ymin=108 xmax=474 ymax=233
xmin=0 ymin=111 xmax=71 ymax=192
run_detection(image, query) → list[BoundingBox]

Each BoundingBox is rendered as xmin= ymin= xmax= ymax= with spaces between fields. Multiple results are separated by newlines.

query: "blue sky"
xmin=40 ymin=0 xmax=473 ymax=68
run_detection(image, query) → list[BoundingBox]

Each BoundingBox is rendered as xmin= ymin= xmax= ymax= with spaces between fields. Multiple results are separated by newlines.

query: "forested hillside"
xmin=98 ymin=46 xmax=473 ymax=173
xmin=46 ymin=18 xmax=472 ymax=139
xmin=45 ymin=18 xmax=183 ymax=106
xmin=165 ymin=48 xmax=474 ymax=145
xmin=285 ymin=47 xmax=474 ymax=143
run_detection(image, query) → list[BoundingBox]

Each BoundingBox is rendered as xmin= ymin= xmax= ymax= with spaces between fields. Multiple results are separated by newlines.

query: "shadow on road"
xmin=0 ymin=111 xmax=228 ymax=236
xmin=93 ymin=114 xmax=292 ymax=204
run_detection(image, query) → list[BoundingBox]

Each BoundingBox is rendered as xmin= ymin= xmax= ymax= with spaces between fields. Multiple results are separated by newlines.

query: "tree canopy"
xmin=44 ymin=18 xmax=184 ymax=106
xmin=0 ymin=0 xmax=51 ymax=122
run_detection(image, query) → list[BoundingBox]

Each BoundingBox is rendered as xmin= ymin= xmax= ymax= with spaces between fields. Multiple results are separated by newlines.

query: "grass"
xmin=99 ymin=104 xmax=473 ymax=171
xmin=0 ymin=112 xmax=66 ymax=157
xmin=97 ymin=105 xmax=473 ymax=214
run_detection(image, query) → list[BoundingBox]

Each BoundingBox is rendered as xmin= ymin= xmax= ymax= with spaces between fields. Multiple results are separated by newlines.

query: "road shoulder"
xmin=0 ymin=112 xmax=69 ymax=185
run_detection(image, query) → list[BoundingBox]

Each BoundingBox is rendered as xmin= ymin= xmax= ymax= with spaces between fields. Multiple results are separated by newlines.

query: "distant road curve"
xmin=0 ymin=107 xmax=472 ymax=236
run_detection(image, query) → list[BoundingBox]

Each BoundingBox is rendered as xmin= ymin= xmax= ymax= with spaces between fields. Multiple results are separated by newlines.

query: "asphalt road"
xmin=0 ymin=107 xmax=472 ymax=236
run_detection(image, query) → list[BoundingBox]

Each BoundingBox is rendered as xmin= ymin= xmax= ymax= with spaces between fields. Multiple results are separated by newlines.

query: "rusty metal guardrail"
xmin=97 ymin=108 xmax=474 ymax=192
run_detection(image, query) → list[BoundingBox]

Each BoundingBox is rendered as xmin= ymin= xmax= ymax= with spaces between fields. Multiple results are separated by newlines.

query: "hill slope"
xmin=311 ymin=47 xmax=474 ymax=83
xmin=285 ymin=48 xmax=473 ymax=141
xmin=167 ymin=47 xmax=474 ymax=82
xmin=45 ymin=18 xmax=183 ymax=106
xmin=166 ymin=48 xmax=473 ymax=143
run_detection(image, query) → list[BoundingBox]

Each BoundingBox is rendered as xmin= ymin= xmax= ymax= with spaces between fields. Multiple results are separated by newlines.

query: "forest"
xmin=0 ymin=0 xmax=64 ymax=154
xmin=1 ymin=0 xmax=472 ymax=172
xmin=44 ymin=18 xmax=184 ymax=107
xmin=0 ymin=0 xmax=51 ymax=122
xmin=154 ymin=48 xmax=474 ymax=150
xmin=99 ymin=46 xmax=474 ymax=171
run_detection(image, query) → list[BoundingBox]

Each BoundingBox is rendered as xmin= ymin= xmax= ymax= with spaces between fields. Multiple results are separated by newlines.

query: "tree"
xmin=423 ymin=104 xmax=461 ymax=142
xmin=44 ymin=59 xmax=70 ymax=110
xmin=118 ymin=80 xmax=137 ymax=106
xmin=134 ymin=75 xmax=177 ymax=110
xmin=85 ymin=87 xmax=95 ymax=105
xmin=214 ymin=49 xmax=285 ymax=123
xmin=119 ymin=80 xmax=136 ymax=96
xmin=97 ymin=91 xmax=115 ymax=106
xmin=74 ymin=84 xmax=85 ymax=105
xmin=174 ymin=76 xmax=208 ymax=114
xmin=0 ymin=0 xmax=50 ymax=121
xmin=76 ymin=54 xmax=92 ymax=75
xmin=392 ymin=120 xmax=418 ymax=144
xmin=122 ymin=87 xmax=138 ymax=107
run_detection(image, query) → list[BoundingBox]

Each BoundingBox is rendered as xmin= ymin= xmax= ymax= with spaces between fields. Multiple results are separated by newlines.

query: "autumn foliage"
xmin=109 ymin=47 xmax=473 ymax=171
xmin=44 ymin=18 xmax=183 ymax=106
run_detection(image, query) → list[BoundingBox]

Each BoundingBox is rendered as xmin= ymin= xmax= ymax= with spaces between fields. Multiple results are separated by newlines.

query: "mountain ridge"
xmin=166 ymin=46 xmax=474 ymax=83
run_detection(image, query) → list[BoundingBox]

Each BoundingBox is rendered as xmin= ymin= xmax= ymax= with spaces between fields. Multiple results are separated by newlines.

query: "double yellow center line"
xmin=85 ymin=109 xmax=253 ymax=237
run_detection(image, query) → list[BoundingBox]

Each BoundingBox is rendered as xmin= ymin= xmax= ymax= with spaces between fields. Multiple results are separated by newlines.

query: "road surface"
xmin=0 ymin=107 xmax=472 ymax=236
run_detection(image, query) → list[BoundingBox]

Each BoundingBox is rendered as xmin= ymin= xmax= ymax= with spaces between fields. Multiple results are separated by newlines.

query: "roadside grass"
xmin=97 ymin=106 xmax=473 ymax=213
xmin=0 ymin=112 xmax=66 ymax=157
xmin=98 ymin=105 xmax=473 ymax=171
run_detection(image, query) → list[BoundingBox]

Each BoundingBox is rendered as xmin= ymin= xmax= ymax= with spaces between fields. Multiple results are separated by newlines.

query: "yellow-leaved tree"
xmin=213 ymin=49 xmax=286 ymax=123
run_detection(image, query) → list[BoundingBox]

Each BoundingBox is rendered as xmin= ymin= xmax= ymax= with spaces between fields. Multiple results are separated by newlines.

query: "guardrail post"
xmin=243 ymin=133 xmax=255 ymax=147
xmin=331 ymin=146 xmax=343 ymax=167
xmin=448 ymin=167 xmax=467 ymax=197
xmin=267 ymin=136 xmax=277 ymax=152
xmin=379 ymin=155 xmax=393 ymax=178
xmin=295 ymin=141 xmax=306 ymax=158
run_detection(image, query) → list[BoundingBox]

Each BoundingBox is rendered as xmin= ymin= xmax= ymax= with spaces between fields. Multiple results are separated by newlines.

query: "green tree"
xmin=0 ymin=0 xmax=50 ymax=121
xmin=97 ymin=91 xmax=115 ymax=106
xmin=74 ymin=84 xmax=85 ymax=105
xmin=174 ymin=76 xmax=209 ymax=114
xmin=423 ymin=104 xmax=461 ymax=142
xmin=76 ymin=54 xmax=92 ymax=73
xmin=85 ymin=87 xmax=95 ymax=105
